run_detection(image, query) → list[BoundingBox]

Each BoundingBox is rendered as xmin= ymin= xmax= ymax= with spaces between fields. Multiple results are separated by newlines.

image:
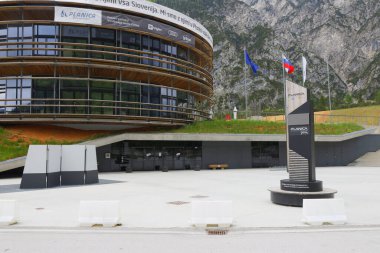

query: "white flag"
xmin=302 ymin=56 xmax=307 ymax=85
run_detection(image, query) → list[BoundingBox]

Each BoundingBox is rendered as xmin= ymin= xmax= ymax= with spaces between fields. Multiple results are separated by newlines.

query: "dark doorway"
xmin=252 ymin=142 xmax=280 ymax=168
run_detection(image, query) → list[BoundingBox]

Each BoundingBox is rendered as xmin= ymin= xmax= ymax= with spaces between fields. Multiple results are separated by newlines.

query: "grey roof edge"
xmin=315 ymin=127 xmax=377 ymax=142
xmin=83 ymin=127 xmax=378 ymax=146
xmin=1 ymin=128 xmax=377 ymax=173
xmin=0 ymin=156 xmax=26 ymax=173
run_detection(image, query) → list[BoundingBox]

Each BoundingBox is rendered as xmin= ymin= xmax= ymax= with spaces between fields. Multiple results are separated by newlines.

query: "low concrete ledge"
xmin=315 ymin=128 xmax=377 ymax=142
xmin=0 ymin=157 xmax=26 ymax=173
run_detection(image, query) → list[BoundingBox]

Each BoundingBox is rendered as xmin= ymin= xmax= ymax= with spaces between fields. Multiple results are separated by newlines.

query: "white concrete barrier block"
xmin=0 ymin=200 xmax=18 ymax=226
xmin=191 ymin=201 xmax=233 ymax=228
xmin=302 ymin=198 xmax=347 ymax=225
xmin=79 ymin=201 xmax=121 ymax=227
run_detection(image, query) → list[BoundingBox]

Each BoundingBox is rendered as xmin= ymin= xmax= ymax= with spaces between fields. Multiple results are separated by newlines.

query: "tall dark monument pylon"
xmin=269 ymin=80 xmax=337 ymax=207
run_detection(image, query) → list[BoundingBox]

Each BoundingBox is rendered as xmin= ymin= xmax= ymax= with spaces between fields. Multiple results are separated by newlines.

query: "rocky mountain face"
xmin=154 ymin=0 xmax=380 ymax=113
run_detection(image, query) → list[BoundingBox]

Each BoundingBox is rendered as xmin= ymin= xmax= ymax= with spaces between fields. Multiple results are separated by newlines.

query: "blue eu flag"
xmin=245 ymin=50 xmax=259 ymax=74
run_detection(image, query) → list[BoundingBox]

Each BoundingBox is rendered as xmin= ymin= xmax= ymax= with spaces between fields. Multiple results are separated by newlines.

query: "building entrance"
xmin=107 ymin=141 xmax=202 ymax=172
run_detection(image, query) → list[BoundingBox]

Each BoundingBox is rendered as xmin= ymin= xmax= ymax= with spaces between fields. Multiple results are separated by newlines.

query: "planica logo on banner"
xmin=55 ymin=0 xmax=213 ymax=46
xmin=55 ymin=6 xmax=102 ymax=25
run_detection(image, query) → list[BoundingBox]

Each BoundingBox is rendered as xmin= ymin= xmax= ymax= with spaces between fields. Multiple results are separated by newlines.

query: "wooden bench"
xmin=208 ymin=164 xmax=229 ymax=170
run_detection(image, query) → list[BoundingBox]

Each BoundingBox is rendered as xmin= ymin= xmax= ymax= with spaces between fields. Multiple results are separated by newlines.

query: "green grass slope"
xmin=172 ymin=120 xmax=364 ymax=135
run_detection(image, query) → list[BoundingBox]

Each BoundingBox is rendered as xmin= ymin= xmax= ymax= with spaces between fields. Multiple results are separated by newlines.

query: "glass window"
xmin=5 ymin=79 xmax=20 ymax=113
xmin=32 ymin=79 xmax=55 ymax=98
xmin=91 ymin=28 xmax=114 ymax=41
xmin=6 ymin=79 xmax=17 ymax=88
xmin=0 ymin=79 xmax=5 ymax=113
xmin=7 ymin=39 xmax=18 ymax=57
xmin=150 ymin=87 xmax=160 ymax=104
xmin=34 ymin=25 xmax=57 ymax=37
xmin=21 ymin=86 xmax=31 ymax=105
xmin=141 ymin=35 xmax=152 ymax=66
xmin=120 ymin=83 xmax=140 ymax=116
xmin=91 ymin=28 xmax=115 ymax=60
xmin=160 ymin=40 xmax=173 ymax=69
xmin=6 ymin=88 xmax=17 ymax=106
xmin=119 ymin=31 xmax=140 ymax=63
xmin=0 ymin=25 xmax=6 ymax=57
xmin=150 ymin=86 xmax=160 ymax=117
xmin=62 ymin=26 xmax=89 ymax=58
xmin=161 ymin=87 xmax=167 ymax=96
xmin=23 ymin=25 xmax=33 ymax=37
xmin=22 ymin=38 xmax=32 ymax=56
xmin=178 ymin=46 xmax=187 ymax=61
xmin=62 ymin=26 xmax=89 ymax=38
xmin=121 ymin=32 xmax=140 ymax=47
xmin=177 ymin=91 xmax=188 ymax=108
xmin=176 ymin=46 xmax=188 ymax=73
xmin=171 ymin=45 xmax=177 ymax=56
xmin=89 ymin=80 xmax=115 ymax=115
xmin=31 ymin=79 xmax=56 ymax=114
xmin=152 ymin=38 xmax=160 ymax=51
xmin=142 ymin=49 xmax=151 ymax=65
xmin=141 ymin=85 xmax=149 ymax=116
xmin=8 ymin=26 xmax=19 ymax=38
xmin=60 ymin=79 xmax=88 ymax=114
xmin=142 ymin=35 xmax=150 ymax=49
xmin=0 ymin=25 xmax=6 ymax=37
xmin=22 ymin=78 xmax=31 ymax=87
xmin=33 ymin=25 xmax=58 ymax=56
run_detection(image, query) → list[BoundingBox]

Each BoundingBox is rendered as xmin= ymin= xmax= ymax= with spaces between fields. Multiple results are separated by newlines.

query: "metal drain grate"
xmin=190 ymin=195 xmax=209 ymax=199
xmin=207 ymin=229 xmax=229 ymax=235
xmin=167 ymin=201 xmax=190 ymax=205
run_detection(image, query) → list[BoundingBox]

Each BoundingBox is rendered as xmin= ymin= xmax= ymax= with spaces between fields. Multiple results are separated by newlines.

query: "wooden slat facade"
xmin=0 ymin=1 xmax=213 ymax=127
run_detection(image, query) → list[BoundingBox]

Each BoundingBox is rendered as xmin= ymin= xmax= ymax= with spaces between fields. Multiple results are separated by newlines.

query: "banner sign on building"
xmin=54 ymin=0 xmax=213 ymax=46
xmin=55 ymin=7 xmax=195 ymax=46
xmin=102 ymin=11 xmax=195 ymax=46
xmin=55 ymin=6 xmax=102 ymax=25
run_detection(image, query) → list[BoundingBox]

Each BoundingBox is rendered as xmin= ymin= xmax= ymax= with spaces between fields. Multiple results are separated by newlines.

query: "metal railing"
xmin=0 ymin=41 xmax=213 ymax=86
xmin=0 ymin=98 xmax=210 ymax=123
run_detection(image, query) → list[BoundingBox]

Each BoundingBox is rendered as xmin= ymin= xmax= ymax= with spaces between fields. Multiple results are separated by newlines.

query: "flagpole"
xmin=327 ymin=57 xmax=332 ymax=111
xmin=244 ymin=47 xmax=248 ymax=119
xmin=282 ymin=54 xmax=289 ymax=172
xmin=282 ymin=55 xmax=286 ymax=119
xmin=302 ymin=54 xmax=305 ymax=86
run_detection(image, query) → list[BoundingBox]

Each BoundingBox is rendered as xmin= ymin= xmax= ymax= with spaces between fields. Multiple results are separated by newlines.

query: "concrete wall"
xmin=315 ymin=134 xmax=380 ymax=166
xmin=95 ymin=135 xmax=380 ymax=171
xmin=202 ymin=141 xmax=252 ymax=169
xmin=279 ymin=134 xmax=380 ymax=167
xmin=96 ymin=145 xmax=122 ymax=172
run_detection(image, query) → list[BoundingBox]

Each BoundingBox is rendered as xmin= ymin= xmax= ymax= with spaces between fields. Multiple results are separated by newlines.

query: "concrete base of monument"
xmin=268 ymin=188 xmax=337 ymax=207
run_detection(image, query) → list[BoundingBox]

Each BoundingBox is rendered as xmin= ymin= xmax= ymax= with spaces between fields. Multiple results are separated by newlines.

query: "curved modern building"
xmin=0 ymin=0 xmax=213 ymax=129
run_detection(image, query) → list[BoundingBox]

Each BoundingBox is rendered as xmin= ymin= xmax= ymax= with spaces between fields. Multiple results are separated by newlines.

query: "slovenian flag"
xmin=282 ymin=55 xmax=295 ymax=74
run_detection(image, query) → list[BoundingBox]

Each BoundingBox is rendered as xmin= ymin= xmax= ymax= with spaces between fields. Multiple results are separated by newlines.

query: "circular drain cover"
xmin=167 ymin=201 xmax=189 ymax=205
xmin=190 ymin=195 xmax=209 ymax=199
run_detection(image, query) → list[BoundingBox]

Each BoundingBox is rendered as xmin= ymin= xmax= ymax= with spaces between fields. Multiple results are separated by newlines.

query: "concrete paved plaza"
xmin=1 ymin=226 xmax=380 ymax=253
xmin=1 ymin=166 xmax=380 ymax=228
